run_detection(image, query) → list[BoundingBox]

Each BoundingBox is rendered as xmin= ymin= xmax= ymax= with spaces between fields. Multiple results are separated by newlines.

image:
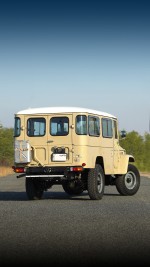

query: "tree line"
xmin=119 ymin=131 xmax=150 ymax=172
xmin=0 ymin=126 xmax=150 ymax=172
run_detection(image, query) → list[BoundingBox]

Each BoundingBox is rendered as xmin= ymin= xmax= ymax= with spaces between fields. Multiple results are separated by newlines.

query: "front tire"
xmin=88 ymin=164 xmax=105 ymax=200
xmin=115 ymin=164 xmax=140 ymax=196
xmin=26 ymin=178 xmax=44 ymax=200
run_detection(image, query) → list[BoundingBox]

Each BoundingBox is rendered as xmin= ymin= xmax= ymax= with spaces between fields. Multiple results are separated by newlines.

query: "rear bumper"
xmin=15 ymin=166 xmax=84 ymax=179
xmin=26 ymin=166 xmax=70 ymax=175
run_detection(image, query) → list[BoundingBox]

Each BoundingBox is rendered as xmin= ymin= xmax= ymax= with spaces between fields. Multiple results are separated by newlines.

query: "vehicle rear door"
xmin=47 ymin=114 xmax=73 ymax=165
xmin=24 ymin=115 xmax=48 ymax=165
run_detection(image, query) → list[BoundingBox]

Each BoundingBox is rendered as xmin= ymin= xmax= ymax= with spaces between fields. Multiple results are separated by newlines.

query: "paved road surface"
xmin=0 ymin=174 xmax=150 ymax=266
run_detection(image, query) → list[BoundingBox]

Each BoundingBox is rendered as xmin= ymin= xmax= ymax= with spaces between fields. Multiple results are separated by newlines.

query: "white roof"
xmin=16 ymin=107 xmax=116 ymax=118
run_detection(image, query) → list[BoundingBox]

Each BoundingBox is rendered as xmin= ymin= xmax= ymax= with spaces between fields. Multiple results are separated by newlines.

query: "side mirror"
xmin=120 ymin=130 xmax=127 ymax=138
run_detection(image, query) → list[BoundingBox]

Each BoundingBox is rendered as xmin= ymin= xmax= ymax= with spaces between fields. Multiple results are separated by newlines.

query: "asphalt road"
xmin=0 ymin=174 xmax=150 ymax=266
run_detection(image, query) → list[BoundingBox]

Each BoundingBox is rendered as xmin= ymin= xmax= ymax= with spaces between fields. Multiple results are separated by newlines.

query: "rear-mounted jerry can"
xmin=14 ymin=140 xmax=31 ymax=163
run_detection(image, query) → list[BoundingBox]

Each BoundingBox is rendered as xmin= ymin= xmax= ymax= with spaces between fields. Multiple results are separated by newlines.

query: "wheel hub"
xmin=125 ymin=171 xmax=136 ymax=189
xmin=127 ymin=178 xmax=131 ymax=183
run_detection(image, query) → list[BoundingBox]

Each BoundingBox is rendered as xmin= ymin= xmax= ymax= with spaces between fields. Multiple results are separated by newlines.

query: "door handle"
xmin=47 ymin=140 xmax=54 ymax=143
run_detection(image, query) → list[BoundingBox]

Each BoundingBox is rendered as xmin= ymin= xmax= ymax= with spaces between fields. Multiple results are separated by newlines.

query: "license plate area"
xmin=52 ymin=153 xmax=67 ymax=162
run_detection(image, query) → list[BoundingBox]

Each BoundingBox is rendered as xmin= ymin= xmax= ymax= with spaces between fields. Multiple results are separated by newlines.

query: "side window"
xmin=50 ymin=117 xmax=69 ymax=136
xmin=76 ymin=115 xmax=87 ymax=135
xmin=88 ymin=116 xmax=100 ymax=136
xmin=113 ymin=120 xmax=118 ymax=139
xmin=14 ymin=117 xmax=21 ymax=137
xmin=102 ymin=118 xmax=113 ymax=138
xmin=27 ymin=118 xmax=46 ymax=137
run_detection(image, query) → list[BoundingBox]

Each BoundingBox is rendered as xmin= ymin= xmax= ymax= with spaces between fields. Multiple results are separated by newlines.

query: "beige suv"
xmin=13 ymin=107 xmax=140 ymax=200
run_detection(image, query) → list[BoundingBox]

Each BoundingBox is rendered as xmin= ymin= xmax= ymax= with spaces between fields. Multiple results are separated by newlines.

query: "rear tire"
xmin=88 ymin=164 xmax=105 ymax=200
xmin=62 ymin=180 xmax=84 ymax=195
xmin=115 ymin=164 xmax=140 ymax=196
xmin=26 ymin=178 xmax=43 ymax=200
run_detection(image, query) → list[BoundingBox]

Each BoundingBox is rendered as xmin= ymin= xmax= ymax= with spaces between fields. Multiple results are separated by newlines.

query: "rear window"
xmin=50 ymin=117 xmax=69 ymax=136
xmin=27 ymin=118 xmax=46 ymax=137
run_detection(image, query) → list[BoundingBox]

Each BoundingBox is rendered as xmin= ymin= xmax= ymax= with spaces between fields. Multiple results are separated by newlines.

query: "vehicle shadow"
xmin=0 ymin=191 xmax=28 ymax=201
xmin=0 ymin=191 xmax=91 ymax=201
xmin=0 ymin=190 xmax=119 ymax=201
xmin=44 ymin=191 xmax=120 ymax=200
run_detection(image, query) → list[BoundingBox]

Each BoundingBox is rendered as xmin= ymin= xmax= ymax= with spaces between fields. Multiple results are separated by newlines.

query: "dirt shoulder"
xmin=140 ymin=172 xmax=150 ymax=178
xmin=0 ymin=167 xmax=14 ymax=177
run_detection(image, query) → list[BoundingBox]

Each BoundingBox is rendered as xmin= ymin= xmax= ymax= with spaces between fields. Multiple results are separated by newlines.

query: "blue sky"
xmin=0 ymin=0 xmax=150 ymax=134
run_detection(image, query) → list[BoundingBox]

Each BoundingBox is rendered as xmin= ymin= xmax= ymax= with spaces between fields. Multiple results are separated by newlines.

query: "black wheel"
xmin=26 ymin=178 xmax=44 ymax=200
xmin=115 ymin=164 xmax=140 ymax=196
xmin=87 ymin=164 xmax=105 ymax=200
xmin=62 ymin=180 xmax=84 ymax=195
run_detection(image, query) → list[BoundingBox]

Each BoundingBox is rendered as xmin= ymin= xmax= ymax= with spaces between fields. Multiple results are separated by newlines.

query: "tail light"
xmin=70 ymin=166 xmax=83 ymax=172
xmin=12 ymin=166 xmax=25 ymax=173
